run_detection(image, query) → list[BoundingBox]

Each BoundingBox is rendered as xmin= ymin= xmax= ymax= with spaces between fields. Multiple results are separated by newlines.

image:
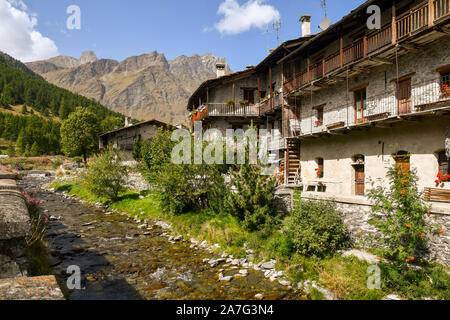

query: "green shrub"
xmin=284 ymin=200 xmax=348 ymax=257
xmin=223 ymin=160 xmax=278 ymax=234
xmin=267 ymin=232 xmax=294 ymax=258
xmin=367 ymin=165 xmax=439 ymax=266
xmin=82 ymin=147 xmax=128 ymax=202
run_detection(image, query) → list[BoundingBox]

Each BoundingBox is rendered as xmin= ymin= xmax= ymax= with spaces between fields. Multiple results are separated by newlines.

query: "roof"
xmin=187 ymin=37 xmax=307 ymax=110
xmin=187 ymin=0 xmax=394 ymax=110
xmin=99 ymin=119 xmax=174 ymax=137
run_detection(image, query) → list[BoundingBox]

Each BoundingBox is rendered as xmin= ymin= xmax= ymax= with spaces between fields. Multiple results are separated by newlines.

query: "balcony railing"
xmin=283 ymin=0 xmax=450 ymax=94
xmin=292 ymin=80 xmax=450 ymax=136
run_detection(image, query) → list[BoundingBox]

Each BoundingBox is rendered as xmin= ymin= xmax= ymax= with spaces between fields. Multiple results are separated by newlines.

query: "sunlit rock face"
xmin=26 ymin=51 xmax=231 ymax=125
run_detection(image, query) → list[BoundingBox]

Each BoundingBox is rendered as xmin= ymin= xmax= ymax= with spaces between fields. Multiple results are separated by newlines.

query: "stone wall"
xmin=300 ymin=192 xmax=450 ymax=266
xmin=0 ymin=186 xmax=30 ymax=279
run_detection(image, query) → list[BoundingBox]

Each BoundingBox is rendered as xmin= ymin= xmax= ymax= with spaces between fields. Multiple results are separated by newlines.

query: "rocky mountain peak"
xmin=79 ymin=51 xmax=98 ymax=65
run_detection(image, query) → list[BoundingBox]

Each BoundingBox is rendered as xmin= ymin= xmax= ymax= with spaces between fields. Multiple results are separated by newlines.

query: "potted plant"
xmin=273 ymin=89 xmax=280 ymax=96
xmin=440 ymin=84 xmax=450 ymax=98
xmin=315 ymin=168 xmax=323 ymax=178
xmin=239 ymin=100 xmax=250 ymax=106
xmin=314 ymin=120 xmax=323 ymax=127
xmin=226 ymin=100 xmax=235 ymax=106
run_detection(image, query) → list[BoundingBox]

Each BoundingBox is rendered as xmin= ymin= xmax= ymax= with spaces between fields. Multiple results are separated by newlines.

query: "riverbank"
xmin=48 ymin=175 xmax=449 ymax=300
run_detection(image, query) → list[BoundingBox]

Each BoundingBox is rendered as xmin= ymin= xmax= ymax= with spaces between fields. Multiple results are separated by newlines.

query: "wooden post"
xmin=340 ymin=33 xmax=344 ymax=68
xmin=363 ymin=34 xmax=368 ymax=56
xmin=428 ymin=0 xmax=434 ymax=26
xmin=258 ymin=76 xmax=261 ymax=116
xmin=232 ymin=80 xmax=235 ymax=104
xmin=307 ymin=57 xmax=311 ymax=83
xmin=269 ymin=67 xmax=273 ymax=109
xmin=322 ymin=56 xmax=326 ymax=76
xmin=392 ymin=3 xmax=397 ymax=44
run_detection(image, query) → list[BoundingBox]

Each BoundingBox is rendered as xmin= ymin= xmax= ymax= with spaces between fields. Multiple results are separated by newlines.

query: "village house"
xmin=99 ymin=117 xmax=174 ymax=160
xmin=188 ymin=0 xmax=450 ymax=264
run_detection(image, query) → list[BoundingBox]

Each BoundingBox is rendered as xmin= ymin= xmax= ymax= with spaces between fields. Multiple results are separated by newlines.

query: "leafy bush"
xmin=367 ymin=165 xmax=440 ymax=266
xmin=139 ymin=128 xmax=226 ymax=215
xmin=283 ymin=200 xmax=348 ymax=257
xmin=83 ymin=147 xmax=128 ymax=202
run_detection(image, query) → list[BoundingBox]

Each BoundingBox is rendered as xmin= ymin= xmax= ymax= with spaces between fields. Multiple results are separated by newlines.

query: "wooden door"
xmin=397 ymin=79 xmax=412 ymax=114
xmin=355 ymin=165 xmax=365 ymax=196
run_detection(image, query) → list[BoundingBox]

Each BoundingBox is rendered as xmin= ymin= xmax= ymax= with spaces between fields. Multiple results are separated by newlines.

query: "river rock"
xmin=255 ymin=294 xmax=264 ymax=300
xmin=261 ymin=261 xmax=276 ymax=269
xmin=218 ymin=273 xmax=233 ymax=282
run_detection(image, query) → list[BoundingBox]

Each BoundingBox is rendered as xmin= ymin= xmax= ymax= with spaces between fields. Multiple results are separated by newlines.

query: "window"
xmin=392 ymin=150 xmax=410 ymax=173
xmin=440 ymin=72 xmax=450 ymax=98
xmin=441 ymin=72 xmax=450 ymax=86
xmin=315 ymin=158 xmax=324 ymax=178
xmin=354 ymin=88 xmax=367 ymax=122
xmin=438 ymin=151 xmax=449 ymax=179
xmin=243 ymin=89 xmax=255 ymax=104
xmin=313 ymin=104 xmax=325 ymax=126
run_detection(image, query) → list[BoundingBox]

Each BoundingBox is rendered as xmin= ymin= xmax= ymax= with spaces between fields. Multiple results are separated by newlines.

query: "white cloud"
xmin=214 ymin=0 xmax=280 ymax=35
xmin=0 ymin=0 xmax=59 ymax=62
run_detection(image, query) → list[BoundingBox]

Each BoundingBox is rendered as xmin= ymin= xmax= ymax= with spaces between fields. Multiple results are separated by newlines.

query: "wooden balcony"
xmin=293 ymin=79 xmax=450 ymax=138
xmin=190 ymin=103 xmax=260 ymax=127
xmin=283 ymin=0 xmax=450 ymax=94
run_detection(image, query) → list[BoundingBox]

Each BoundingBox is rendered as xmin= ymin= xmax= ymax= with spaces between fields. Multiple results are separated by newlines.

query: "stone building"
xmin=99 ymin=118 xmax=174 ymax=160
xmin=188 ymin=0 xmax=450 ymax=264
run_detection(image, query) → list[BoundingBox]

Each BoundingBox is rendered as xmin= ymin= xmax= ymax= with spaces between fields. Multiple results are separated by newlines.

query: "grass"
xmin=0 ymin=156 xmax=66 ymax=171
xmin=27 ymin=240 xmax=53 ymax=277
xmin=49 ymin=179 xmax=450 ymax=301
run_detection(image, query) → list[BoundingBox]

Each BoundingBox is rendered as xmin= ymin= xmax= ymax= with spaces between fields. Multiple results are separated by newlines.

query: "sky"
xmin=0 ymin=0 xmax=365 ymax=71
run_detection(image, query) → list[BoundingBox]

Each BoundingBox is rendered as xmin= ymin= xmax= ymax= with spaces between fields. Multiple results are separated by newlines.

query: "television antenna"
xmin=321 ymin=0 xmax=327 ymax=17
xmin=272 ymin=19 xmax=282 ymax=47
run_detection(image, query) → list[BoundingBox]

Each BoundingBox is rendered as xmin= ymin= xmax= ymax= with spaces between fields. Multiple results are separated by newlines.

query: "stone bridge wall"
xmin=0 ymin=172 xmax=64 ymax=299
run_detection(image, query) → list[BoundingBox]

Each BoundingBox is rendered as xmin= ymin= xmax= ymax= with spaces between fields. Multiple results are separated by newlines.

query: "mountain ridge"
xmin=26 ymin=51 xmax=231 ymax=125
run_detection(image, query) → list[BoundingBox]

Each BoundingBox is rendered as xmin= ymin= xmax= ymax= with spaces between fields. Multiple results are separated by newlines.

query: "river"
xmin=19 ymin=173 xmax=306 ymax=300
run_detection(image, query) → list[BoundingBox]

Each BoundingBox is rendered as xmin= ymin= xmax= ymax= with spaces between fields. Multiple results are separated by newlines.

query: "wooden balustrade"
xmin=325 ymin=52 xmax=341 ymax=74
xmin=434 ymin=0 xmax=450 ymax=20
xmin=367 ymin=24 xmax=392 ymax=53
xmin=310 ymin=62 xmax=324 ymax=81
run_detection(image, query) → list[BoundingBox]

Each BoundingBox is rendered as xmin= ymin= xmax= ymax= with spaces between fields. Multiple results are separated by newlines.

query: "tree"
xmin=60 ymin=107 xmax=101 ymax=163
xmin=100 ymin=116 xmax=124 ymax=133
xmin=7 ymin=143 xmax=15 ymax=157
xmin=15 ymin=129 xmax=25 ymax=155
xmin=30 ymin=141 xmax=40 ymax=157
xmin=83 ymin=147 xmax=128 ymax=202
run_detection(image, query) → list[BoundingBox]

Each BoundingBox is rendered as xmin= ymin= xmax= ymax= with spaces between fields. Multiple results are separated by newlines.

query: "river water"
xmin=19 ymin=173 xmax=306 ymax=300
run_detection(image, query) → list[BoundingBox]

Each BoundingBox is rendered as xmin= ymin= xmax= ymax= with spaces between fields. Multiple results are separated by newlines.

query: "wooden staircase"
xmin=286 ymin=139 xmax=301 ymax=185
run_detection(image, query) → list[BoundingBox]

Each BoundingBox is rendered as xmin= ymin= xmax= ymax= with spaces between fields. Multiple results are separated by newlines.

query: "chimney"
xmin=300 ymin=15 xmax=312 ymax=37
xmin=215 ymin=63 xmax=226 ymax=78
xmin=125 ymin=117 xmax=132 ymax=127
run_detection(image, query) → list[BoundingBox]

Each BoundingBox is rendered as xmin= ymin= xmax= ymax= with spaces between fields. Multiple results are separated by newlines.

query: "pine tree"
xmin=7 ymin=143 xmax=15 ymax=157
xmin=15 ymin=129 xmax=25 ymax=155
xmin=30 ymin=141 xmax=40 ymax=157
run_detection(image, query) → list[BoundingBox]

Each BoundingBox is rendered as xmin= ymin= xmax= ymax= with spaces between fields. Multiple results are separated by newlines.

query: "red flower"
xmin=437 ymin=172 xmax=442 ymax=178
xmin=438 ymin=230 xmax=445 ymax=235
xmin=401 ymin=190 xmax=406 ymax=195
xmin=427 ymin=210 xmax=431 ymax=214
xmin=406 ymin=224 xmax=411 ymax=229
xmin=406 ymin=259 xmax=410 ymax=263
xmin=435 ymin=180 xmax=440 ymax=184
xmin=419 ymin=233 xmax=425 ymax=238
xmin=410 ymin=257 xmax=415 ymax=261
xmin=315 ymin=168 xmax=319 ymax=171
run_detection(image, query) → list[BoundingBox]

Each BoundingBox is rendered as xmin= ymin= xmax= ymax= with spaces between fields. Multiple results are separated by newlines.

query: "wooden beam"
xmin=399 ymin=43 xmax=421 ymax=52
xmin=392 ymin=3 xmax=397 ymax=44
xmin=369 ymin=57 xmax=394 ymax=65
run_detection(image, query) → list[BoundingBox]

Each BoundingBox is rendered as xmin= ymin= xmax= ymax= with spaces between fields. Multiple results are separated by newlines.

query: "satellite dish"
xmin=319 ymin=16 xmax=331 ymax=31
